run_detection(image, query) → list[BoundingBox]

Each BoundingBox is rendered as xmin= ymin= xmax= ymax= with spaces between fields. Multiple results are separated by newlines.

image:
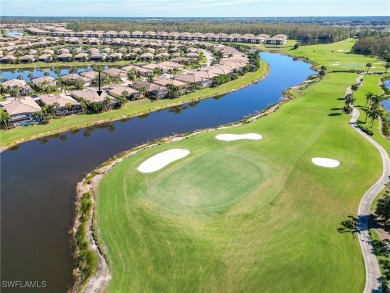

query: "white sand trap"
xmin=337 ymin=49 xmax=344 ymax=52
xmin=331 ymin=64 xmax=340 ymax=66
xmin=216 ymin=133 xmax=262 ymax=141
xmin=311 ymin=157 xmax=340 ymax=168
xmin=138 ymin=149 xmax=190 ymax=173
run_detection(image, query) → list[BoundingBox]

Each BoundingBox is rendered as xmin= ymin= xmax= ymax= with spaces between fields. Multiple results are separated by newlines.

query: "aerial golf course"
xmin=93 ymin=39 xmax=389 ymax=292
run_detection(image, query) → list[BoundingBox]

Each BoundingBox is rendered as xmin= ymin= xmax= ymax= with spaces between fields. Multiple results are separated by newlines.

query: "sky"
xmin=1 ymin=0 xmax=389 ymax=17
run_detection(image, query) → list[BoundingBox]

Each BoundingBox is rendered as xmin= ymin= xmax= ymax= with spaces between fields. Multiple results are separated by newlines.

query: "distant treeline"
xmin=352 ymin=35 xmax=390 ymax=61
xmin=64 ymin=20 xmax=351 ymax=42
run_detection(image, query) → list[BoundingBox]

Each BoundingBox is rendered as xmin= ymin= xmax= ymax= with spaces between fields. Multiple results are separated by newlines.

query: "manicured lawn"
xmin=96 ymin=73 xmax=381 ymax=292
xmin=0 ymin=61 xmax=268 ymax=148
xmin=284 ymin=39 xmax=386 ymax=71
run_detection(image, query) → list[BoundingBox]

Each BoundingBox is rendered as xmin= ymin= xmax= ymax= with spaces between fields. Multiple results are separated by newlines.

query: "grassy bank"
xmin=0 ymin=60 xmax=268 ymax=149
xmin=95 ymin=73 xmax=380 ymax=292
xmin=282 ymin=38 xmax=386 ymax=71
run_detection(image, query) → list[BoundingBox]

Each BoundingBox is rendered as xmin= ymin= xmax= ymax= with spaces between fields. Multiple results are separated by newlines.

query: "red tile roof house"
xmin=39 ymin=93 xmax=82 ymax=115
xmin=108 ymin=85 xmax=141 ymax=100
xmin=31 ymin=76 xmax=57 ymax=88
xmin=1 ymin=79 xmax=32 ymax=95
xmin=2 ymin=96 xmax=42 ymax=126
xmin=71 ymin=89 xmax=117 ymax=108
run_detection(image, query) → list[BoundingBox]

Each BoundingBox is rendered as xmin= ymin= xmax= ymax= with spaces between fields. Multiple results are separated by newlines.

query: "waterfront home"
xmin=74 ymin=53 xmax=89 ymax=61
xmin=0 ymin=55 xmax=17 ymax=63
xmin=89 ymin=53 xmax=106 ymax=61
xmin=2 ymin=96 xmax=41 ymax=126
xmin=38 ymin=54 xmax=52 ymax=62
xmin=59 ymin=73 xmax=91 ymax=86
xmin=175 ymin=73 xmax=212 ymax=88
xmin=56 ymin=53 xmax=72 ymax=62
xmin=1 ymin=79 xmax=32 ymax=95
xmin=71 ymin=89 xmax=117 ymax=107
xmin=108 ymin=85 xmax=141 ymax=100
xmin=31 ymin=76 xmax=57 ymax=88
xmin=266 ymin=34 xmax=288 ymax=45
xmin=39 ymin=93 xmax=82 ymax=115
xmin=120 ymin=65 xmax=138 ymax=72
xmin=107 ymin=52 xmax=123 ymax=61
xmin=152 ymin=77 xmax=189 ymax=92
xmin=132 ymin=81 xmax=168 ymax=99
xmin=20 ymin=54 xmax=35 ymax=63
xmin=79 ymin=70 xmax=99 ymax=80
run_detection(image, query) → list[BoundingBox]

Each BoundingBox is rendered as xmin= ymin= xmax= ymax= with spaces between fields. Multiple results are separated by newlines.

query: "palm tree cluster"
xmin=0 ymin=107 xmax=11 ymax=129
xmin=79 ymin=97 xmax=111 ymax=114
xmin=364 ymin=92 xmax=385 ymax=127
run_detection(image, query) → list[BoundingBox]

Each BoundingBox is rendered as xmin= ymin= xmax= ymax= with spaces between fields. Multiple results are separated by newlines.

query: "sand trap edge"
xmin=216 ymin=133 xmax=263 ymax=141
xmin=311 ymin=157 xmax=340 ymax=168
xmin=138 ymin=149 xmax=190 ymax=173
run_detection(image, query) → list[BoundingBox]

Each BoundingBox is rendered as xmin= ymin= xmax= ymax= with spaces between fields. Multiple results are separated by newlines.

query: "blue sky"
xmin=1 ymin=0 xmax=389 ymax=17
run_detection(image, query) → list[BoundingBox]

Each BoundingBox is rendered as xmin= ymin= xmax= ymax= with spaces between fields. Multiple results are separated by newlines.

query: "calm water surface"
xmin=1 ymin=53 xmax=315 ymax=292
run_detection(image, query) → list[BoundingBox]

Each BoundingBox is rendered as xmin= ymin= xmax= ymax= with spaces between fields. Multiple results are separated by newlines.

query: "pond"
xmin=1 ymin=52 xmax=315 ymax=292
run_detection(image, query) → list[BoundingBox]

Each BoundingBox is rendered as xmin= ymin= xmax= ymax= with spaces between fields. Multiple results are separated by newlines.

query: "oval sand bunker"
xmin=138 ymin=149 xmax=190 ymax=173
xmin=216 ymin=133 xmax=262 ymax=141
xmin=311 ymin=157 xmax=340 ymax=168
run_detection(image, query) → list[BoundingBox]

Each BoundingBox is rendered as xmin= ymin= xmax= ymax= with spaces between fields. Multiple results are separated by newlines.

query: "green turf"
xmin=284 ymin=39 xmax=385 ymax=71
xmin=96 ymin=72 xmax=382 ymax=292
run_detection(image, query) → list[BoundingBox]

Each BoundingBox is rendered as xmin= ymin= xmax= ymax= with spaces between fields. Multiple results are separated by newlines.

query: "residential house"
xmin=31 ymin=76 xmax=56 ymax=89
xmin=132 ymin=81 xmax=168 ymax=99
xmin=74 ymin=53 xmax=89 ymax=61
xmin=132 ymin=31 xmax=143 ymax=39
xmin=0 ymin=55 xmax=17 ymax=63
xmin=175 ymin=73 xmax=212 ymax=88
xmin=108 ymin=85 xmax=141 ymax=100
xmin=20 ymin=54 xmax=35 ymax=63
xmin=139 ymin=52 xmax=153 ymax=61
xmin=1 ymin=79 xmax=32 ymax=95
xmin=39 ymin=93 xmax=82 ymax=115
xmin=71 ymin=89 xmax=117 ymax=107
xmin=103 ymin=68 xmax=126 ymax=79
xmin=107 ymin=52 xmax=123 ymax=61
xmin=38 ymin=54 xmax=52 ymax=62
xmin=56 ymin=53 xmax=72 ymax=62
xmin=2 ymin=96 xmax=42 ymax=126
xmin=79 ymin=70 xmax=99 ymax=81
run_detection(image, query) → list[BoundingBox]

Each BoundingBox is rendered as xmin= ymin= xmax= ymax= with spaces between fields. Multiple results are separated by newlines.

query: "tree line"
xmin=352 ymin=35 xmax=390 ymax=62
xmin=65 ymin=20 xmax=352 ymax=42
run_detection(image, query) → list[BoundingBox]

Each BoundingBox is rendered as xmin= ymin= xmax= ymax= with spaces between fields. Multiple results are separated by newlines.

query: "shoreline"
xmin=0 ymin=61 xmax=269 ymax=153
xmin=71 ymin=74 xmax=308 ymax=292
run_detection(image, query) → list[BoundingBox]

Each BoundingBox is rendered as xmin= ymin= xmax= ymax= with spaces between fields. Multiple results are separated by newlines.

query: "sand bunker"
xmin=138 ymin=149 xmax=190 ymax=173
xmin=337 ymin=49 xmax=344 ymax=52
xmin=216 ymin=133 xmax=263 ymax=141
xmin=311 ymin=157 xmax=340 ymax=168
xmin=331 ymin=64 xmax=340 ymax=66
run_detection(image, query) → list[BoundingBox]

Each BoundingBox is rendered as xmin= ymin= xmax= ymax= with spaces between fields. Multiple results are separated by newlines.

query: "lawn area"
xmin=353 ymin=73 xmax=390 ymax=155
xmin=0 ymin=61 xmax=268 ymax=148
xmin=283 ymin=38 xmax=386 ymax=71
xmin=96 ymin=73 xmax=381 ymax=292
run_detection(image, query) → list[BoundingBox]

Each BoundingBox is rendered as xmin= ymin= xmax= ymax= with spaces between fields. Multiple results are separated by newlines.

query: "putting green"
xmin=146 ymin=149 xmax=267 ymax=217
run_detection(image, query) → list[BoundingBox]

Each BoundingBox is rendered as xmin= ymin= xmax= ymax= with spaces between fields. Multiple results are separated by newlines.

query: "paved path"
xmin=199 ymin=49 xmax=213 ymax=67
xmin=349 ymin=74 xmax=386 ymax=293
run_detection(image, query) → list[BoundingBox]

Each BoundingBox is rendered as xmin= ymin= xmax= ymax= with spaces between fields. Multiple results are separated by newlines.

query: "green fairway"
xmin=284 ymin=38 xmax=385 ymax=71
xmin=96 ymin=72 xmax=383 ymax=292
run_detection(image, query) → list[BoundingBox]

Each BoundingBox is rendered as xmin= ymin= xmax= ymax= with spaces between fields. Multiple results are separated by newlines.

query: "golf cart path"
xmin=349 ymin=74 xmax=386 ymax=293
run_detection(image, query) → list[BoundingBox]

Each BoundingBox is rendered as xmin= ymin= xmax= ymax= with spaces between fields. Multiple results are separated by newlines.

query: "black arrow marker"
xmin=97 ymin=71 xmax=102 ymax=96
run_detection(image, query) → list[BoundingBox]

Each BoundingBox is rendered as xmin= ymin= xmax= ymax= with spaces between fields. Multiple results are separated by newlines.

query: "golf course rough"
xmin=95 ymin=72 xmax=384 ymax=292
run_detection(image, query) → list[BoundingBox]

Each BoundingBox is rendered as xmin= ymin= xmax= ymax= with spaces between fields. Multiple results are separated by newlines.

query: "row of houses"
xmin=26 ymin=28 xmax=288 ymax=44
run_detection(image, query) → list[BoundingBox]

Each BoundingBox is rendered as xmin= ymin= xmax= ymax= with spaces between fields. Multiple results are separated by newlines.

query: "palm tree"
xmin=9 ymin=87 xmax=19 ymax=97
xmin=44 ymin=71 xmax=50 ymax=77
xmin=147 ymin=73 xmax=154 ymax=83
xmin=0 ymin=108 xmax=11 ymax=129
xmin=137 ymin=86 xmax=147 ymax=98
xmin=318 ymin=69 xmax=326 ymax=79
xmin=28 ymin=73 xmax=34 ymax=81
xmin=368 ymin=107 xmax=381 ymax=128
xmin=69 ymin=67 xmax=78 ymax=74
xmin=320 ymin=65 xmax=327 ymax=71
xmin=365 ymin=92 xmax=374 ymax=108
xmin=351 ymin=84 xmax=359 ymax=93
xmin=366 ymin=63 xmax=372 ymax=73
xmin=344 ymin=94 xmax=356 ymax=106
xmin=17 ymin=75 xmax=24 ymax=80
xmin=54 ymin=67 xmax=61 ymax=77
xmin=385 ymin=63 xmax=390 ymax=73
xmin=370 ymin=94 xmax=384 ymax=109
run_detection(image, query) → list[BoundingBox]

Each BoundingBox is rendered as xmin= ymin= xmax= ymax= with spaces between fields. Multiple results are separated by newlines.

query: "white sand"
xmin=331 ymin=64 xmax=340 ymax=66
xmin=138 ymin=149 xmax=190 ymax=173
xmin=337 ymin=49 xmax=344 ymax=52
xmin=216 ymin=133 xmax=263 ymax=141
xmin=311 ymin=157 xmax=340 ymax=168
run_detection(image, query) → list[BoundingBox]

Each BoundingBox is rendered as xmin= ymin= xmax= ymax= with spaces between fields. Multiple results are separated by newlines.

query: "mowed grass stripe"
xmin=97 ymin=73 xmax=381 ymax=292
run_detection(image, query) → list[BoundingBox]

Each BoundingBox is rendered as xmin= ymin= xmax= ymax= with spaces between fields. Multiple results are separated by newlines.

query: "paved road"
xmin=199 ymin=49 xmax=213 ymax=67
xmin=349 ymin=75 xmax=386 ymax=293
